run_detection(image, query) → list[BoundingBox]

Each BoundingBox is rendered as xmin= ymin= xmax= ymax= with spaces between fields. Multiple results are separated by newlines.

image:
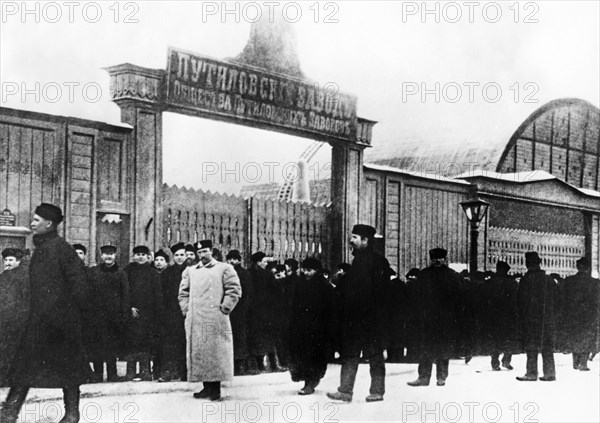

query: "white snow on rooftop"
xmin=455 ymin=169 xmax=600 ymax=197
xmin=364 ymin=163 xmax=471 ymax=185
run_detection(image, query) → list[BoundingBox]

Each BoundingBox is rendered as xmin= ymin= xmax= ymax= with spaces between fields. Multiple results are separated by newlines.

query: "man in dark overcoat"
xmin=480 ymin=260 xmax=519 ymax=371
xmin=71 ymin=243 xmax=97 ymax=382
xmin=327 ymin=224 xmax=394 ymax=403
xmin=287 ymin=258 xmax=335 ymax=395
xmin=1 ymin=203 xmax=88 ymax=423
xmin=226 ymin=249 xmax=254 ymax=375
xmin=0 ymin=248 xmax=29 ymax=385
xmin=562 ymin=257 xmax=599 ymax=371
xmin=156 ymin=243 xmax=188 ymax=382
xmin=407 ymin=248 xmax=462 ymax=387
xmin=247 ymin=251 xmax=281 ymax=372
xmin=516 ymin=251 xmax=559 ymax=382
xmin=85 ymin=245 xmax=129 ymax=382
xmin=123 ymin=245 xmax=164 ymax=381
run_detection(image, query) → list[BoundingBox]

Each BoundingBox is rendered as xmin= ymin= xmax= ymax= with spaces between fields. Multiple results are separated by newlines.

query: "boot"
xmin=268 ymin=353 xmax=285 ymax=372
xmin=255 ymin=356 xmax=266 ymax=372
xmin=298 ymin=379 xmax=319 ymax=395
xmin=58 ymin=386 xmax=80 ymax=423
xmin=207 ymin=381 xmax=221 ymax=401
xmin=193 ymin=384 xmax=211 ymax=399
xmin=106 ymin=359 xmax=118 ymax=382
xmin=1 ymin=387 xmax=29 ymax=423
xmin=123 ymin=360 xmax=136 ymax=381
xmin=139 ymin=360 xmax=152 ymax=381
xmin=407 ymin=378 xmax=430 ymax=387
xmin=92 ymin=361 xmax=104 ymax=382
xmin=326 ymin=391 xmax=352 ymax=402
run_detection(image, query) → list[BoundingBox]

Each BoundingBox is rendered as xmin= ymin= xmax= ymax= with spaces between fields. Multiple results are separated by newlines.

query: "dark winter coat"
xmin=248 ymin=265 xmax=280 ymax=356
xmin=480 ymin=273 xmax=519 ymax=354
xmin=517 ymin=268 xmax=558 ymax=352
xmin=229 ymin=264 xmax=253 ymax=360
xmin=0 ymin=264 xmax=30 ymax=385
xmin=123 ymin=262 xmax=164 ymax=359
xmin=412 ymin=264 xmax=463 ymax=358
xmin=337 ymin=247 xmax=394 ymax=358
xmin=158 ymin=263 xmax=187 ymax=365
xmin=385 ymin=277 xmax=408 ymax=351
xmin=6 ymin=230 xmax=89 ymax=388
xmin=561 ymin=271 xmax=599 ymax=353
xmin=404 ymin=277 xmax=422 ymax=360
xmin=288 ymin=274 xmax=335 ymax=382
xmin=85 ymin=263 xmax=130 ymax=361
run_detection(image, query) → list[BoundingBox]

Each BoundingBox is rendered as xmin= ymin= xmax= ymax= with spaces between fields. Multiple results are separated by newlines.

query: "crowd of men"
xmin=1 ymin=203 xmax=600 ymax=422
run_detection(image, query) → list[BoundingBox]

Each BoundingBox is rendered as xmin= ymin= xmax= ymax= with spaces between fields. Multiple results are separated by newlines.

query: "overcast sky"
xmin=1 ymin=1 xmax=599 ymax=194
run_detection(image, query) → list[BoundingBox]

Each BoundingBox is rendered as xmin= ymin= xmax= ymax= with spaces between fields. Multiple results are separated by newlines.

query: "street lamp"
xmin=460 ymin=198 xmax=490 ymax=274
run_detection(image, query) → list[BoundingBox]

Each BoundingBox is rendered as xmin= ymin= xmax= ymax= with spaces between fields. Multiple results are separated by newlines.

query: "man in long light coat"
xmin=178 ymin=240 xmax=241 ymax=401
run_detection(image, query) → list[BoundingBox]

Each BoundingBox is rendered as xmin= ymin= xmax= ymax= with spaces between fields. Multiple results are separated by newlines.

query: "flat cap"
xmin=352 ymin=224 xmax=376 ymax=239
xmin=132 ymin=245 xmax=150 ymax=255
xmin=100 ymin=245 xmax=117 ymax=254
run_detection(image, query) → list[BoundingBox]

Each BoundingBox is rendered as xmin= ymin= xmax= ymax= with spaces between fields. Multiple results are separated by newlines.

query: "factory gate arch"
xmin=106 ymin=45 xmax=376 ymax=265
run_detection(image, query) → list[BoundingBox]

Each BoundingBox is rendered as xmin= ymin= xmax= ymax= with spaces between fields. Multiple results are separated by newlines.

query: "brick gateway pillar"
xmin=105 ymin=65 xmax=164 ymax=250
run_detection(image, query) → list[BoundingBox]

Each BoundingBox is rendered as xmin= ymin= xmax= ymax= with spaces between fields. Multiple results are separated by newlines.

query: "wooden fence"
xmin=162 ymin=184 xmax=331 ymax=267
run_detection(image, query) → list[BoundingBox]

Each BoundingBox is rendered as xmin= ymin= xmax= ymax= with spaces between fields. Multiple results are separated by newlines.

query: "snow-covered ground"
xmin=2 ymin=353 xmax=598 ymax=423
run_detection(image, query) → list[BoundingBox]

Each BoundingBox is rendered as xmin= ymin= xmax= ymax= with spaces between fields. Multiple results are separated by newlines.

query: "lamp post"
xmin=460 ymin=198 xmax=490 ymax=274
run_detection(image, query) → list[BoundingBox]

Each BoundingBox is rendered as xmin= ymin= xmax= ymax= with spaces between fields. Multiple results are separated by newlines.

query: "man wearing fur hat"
xmin=85 ymin=245 xmax=130 ymax=382
xmin=248 ymin=251 xmax=282 ymax=373
xmin=287 ymin=257 xmax=335 ymax=395
xmin=123 ymin=246 xmax=164 ymax=381
xmin=153 ymin=249 xmax=170 ymax=273
xmin=0 ymin=249 xmax=29 ymax=385
xmin=156 ymin=243 xmax=188 ymax=382
xmin=406 ymin=248 xmax=463 ymax=387
xmin=561 ymin=257 xmax=598 ymax=372
xmin=179 ymin=240 xmax=241 ymax=401
xmin=480 ymin=260 xmax=518 ymax=371
xmin=327 ymin=224 xmax=394 ymax=403
xmin=516 ymin=251 xmax=558 ymax=381
xmin=1 ymin=203 xmax=88 ymax=423
xmin=226 ymin=249 xmax=254 ymax=376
